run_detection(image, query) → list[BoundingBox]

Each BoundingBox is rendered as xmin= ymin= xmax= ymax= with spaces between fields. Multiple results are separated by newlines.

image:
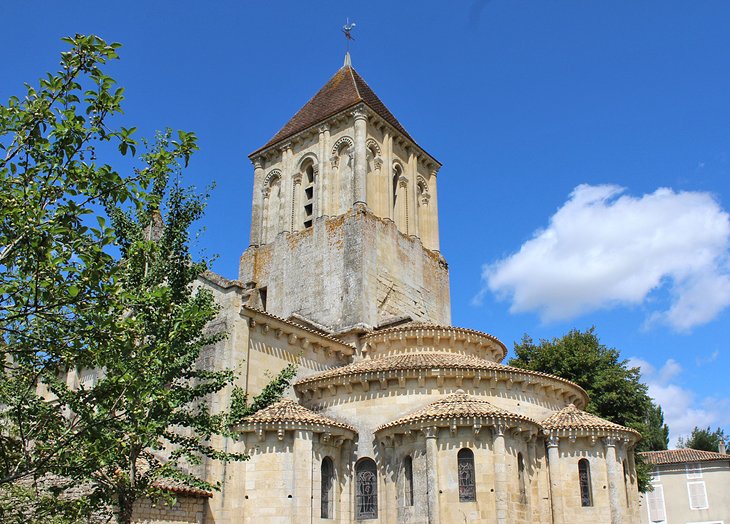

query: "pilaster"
xmin=429 ymin=168 xmax=441 ymax=251
xmin=292 ymin=429 xmax=313 ymax=522
xmin=546 ymin=435 xmax=564 ymax=524
xmin=493 ymin=424 xmax=508 ymax=524
xmin=279 ymin=143 xmax=292 ymax=233
xmin=424 ymin=427 xmax=441 ymax=523
xmin=352 ymin=106 xmax=368 ymax=206
xmin=318 ymin=124 xmax=330 ymax=217
xmin=250 ymin=156 xmax=265 ymax=246
xmin=604 ymin=437 xmax=623 ymax=524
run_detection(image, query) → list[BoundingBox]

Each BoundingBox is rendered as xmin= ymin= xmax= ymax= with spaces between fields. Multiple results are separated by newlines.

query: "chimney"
xmin=719 ymin=440 xmax=727 ymax=455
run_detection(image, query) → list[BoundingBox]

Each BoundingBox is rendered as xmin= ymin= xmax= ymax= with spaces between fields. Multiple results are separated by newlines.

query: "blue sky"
xmin=2 ymin=0 xmax=728 ymax=445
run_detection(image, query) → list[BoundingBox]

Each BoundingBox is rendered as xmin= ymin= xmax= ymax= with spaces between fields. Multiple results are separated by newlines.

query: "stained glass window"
xmin=321 ymin=457 xmax=334 ymax=519
xmin=578 ymin=459 xmax=593 ymax=507
xmin=458 ymin=448 xmax=476 ymax=502
xmin=356 ymin=458 xmax=378 ymax=519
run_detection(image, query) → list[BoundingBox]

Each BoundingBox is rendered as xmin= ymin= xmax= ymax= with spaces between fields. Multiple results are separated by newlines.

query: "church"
xmin=160 ymin=53 xmax=643 ymax=524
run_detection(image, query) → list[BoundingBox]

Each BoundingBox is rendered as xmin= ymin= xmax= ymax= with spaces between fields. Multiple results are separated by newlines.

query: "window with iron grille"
xmin=457 ymin=448 xmax=476 ymax=502
xmin=321 ymin=457 xmax=334 ymax=519
xmin=356 ymin=458 xmax=378 ymax=519
xmin=578 ymin=459 xmax=593 ymax=507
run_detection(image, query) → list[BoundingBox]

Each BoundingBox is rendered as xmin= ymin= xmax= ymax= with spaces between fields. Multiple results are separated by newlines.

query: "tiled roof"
xmin=377 ymin=392 xmax=538 ymax=432
xmin=639 ymin=449 xmax=730 ymax=465
xmin=239 ymin=398 xmax=355 ymax=433
xmin=295 ymin=352 xmax=588 ymax=401
xmin=153 ymin=478 xmax=213 ymax=498
xmin=365 ymin=324 xmax=507 ymax=360
xmin=541 ymin=404 xmax=640 ymax=437
xmin=252 ymin=65 xmax=414 ymax=155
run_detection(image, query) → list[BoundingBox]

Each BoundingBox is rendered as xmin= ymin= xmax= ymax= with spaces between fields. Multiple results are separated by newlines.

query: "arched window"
xmin=302 ymin=161 xmax=316 ymax=229
xmin=457 ymin=448 xmax=476 ymax=502
xmin=355 ymin=458 xmax=378 ymax=519
xmin=321 ymin=456 xmax=334 ymax=519
xmin=403 ymin=455 xmax=414 ymax=506
xmin=392 ymin=164 xmax=402 ymax=209
xmin=517 ymin=452 xmax=527 ymax=504
xmin=578 ymin=459 xmax=593 ymax=507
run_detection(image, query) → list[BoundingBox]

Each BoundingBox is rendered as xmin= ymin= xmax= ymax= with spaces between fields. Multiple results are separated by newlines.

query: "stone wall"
xmin=132 ymin=496 xmax=206 ymax=524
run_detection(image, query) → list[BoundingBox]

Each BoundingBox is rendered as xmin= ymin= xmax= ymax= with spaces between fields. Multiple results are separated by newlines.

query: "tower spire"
xmin=342 ymin=18 xmax=356 ymax=65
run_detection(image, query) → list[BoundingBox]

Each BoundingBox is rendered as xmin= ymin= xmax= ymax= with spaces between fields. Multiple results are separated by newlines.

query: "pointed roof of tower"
xmin=251 ymin=58 xmax=416 ymax=156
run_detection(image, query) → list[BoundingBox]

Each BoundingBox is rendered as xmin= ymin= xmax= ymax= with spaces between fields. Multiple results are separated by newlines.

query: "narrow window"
xmin=578 ymin=459 xmax=593 ymax=507
xmin=517 ymin=452 xmax=527 ymax=504
xmin=258 ymin=287 xmax=267 ymax=311
xmin=403 ymin=455 xmax=414 ymax=506
xmin=355 ymin=458 xmax=378 ymax=519
xmin=687 ymin=480 xmax=708 ymax=510
xmin=321 ymin=457 xmax=334 ymax=519
xmin=303 ymin=163 xmax=315 ymax=228
xmin=392 ymin=165 xmax=401 ymax=209
xmin=457 ymin=448 xmax=476 ymax=502
xmin=623 ymin=460 xmax=630 ymax=507
xmin=646 ymin=484 xmax=666 ymax=522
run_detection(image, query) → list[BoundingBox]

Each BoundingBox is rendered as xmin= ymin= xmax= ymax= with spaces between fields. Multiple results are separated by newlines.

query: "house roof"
xmin=639 ymin=449 xmax=730 ymax=466
xmin=541 ymin=404 xmax=640 ymax=438
xmin=238 ymin=398 xmax=355 ymax=433
xmin=251 ymin=62 xmax=415 ymax=156
xmin=377 ymin=392 xmax=538 ymax=432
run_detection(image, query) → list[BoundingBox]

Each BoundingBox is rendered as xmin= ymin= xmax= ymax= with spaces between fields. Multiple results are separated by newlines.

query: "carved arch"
xmin=366 ymin=138 xmax=382 ymax=156
xmin=331 ymin=136 xmax=354 ymax=156
xmin=263 ymin=169 xmax=282 ymax=188
xmin=416 ymin=174 xmax=429 ymax=193
xmin=297 ymin=152 xmax=319 ymax=170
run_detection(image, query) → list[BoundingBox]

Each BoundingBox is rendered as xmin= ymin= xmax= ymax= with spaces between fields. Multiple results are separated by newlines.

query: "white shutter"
xmin=646 ymin=484 xmax=666 ymax=522
xmin=687 ymin=480 xmax=709 ymax=509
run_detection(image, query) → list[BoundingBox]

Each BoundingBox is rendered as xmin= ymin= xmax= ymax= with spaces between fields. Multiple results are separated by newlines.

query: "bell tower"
xmin=239 ymin=55 xmax=450 ymax=336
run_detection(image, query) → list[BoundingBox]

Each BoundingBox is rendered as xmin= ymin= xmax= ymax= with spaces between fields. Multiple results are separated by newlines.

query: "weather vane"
xmin=342 ymin=18 xmax=356 ymax=52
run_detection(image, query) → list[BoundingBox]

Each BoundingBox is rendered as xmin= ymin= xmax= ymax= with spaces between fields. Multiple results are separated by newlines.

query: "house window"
xmin=646 ymin=484 xmax=666 ymax=522
xmin=686 ymin=463 xmax=702 ymax=479
xmin=403 ymin=455 xmax=414 ymax=506
xmin=355 ymin=458 xmax=378 ymax=519
xmin=578 ymin=459 xmax=593 ymax=507
xmin=321 ymin=457 xmax=334 ymax=519
xmin=457 ymin=448 xmax=476 ymax=502
xmin=517 ymin=452 xmax=527 ymax=504
xmin=687 ymin=480 xmax=709 ymax=510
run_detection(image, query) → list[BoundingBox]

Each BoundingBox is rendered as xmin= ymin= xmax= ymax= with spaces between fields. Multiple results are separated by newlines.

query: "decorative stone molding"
xmin=546 ymin=435 xmax=560 ymax=449
xmin=350 ymin=106 xmax=370 ymax=121
xmin=252 ymin=156 xmax=264 ymax=169
xmin=330 ymin=155 xmax=339 ymax=169
xmin=366 ymin=138 xmax=382 ymax=156
xmin=398 ymin=175 xmax=409 ymax=188
xmin=263 ymin=169 xmax=282 ymax=187
xmin=292 ymin=173 xmax=303 ymax=185
xmin=317 ymin=123 xmax=330 ymax=133
xmin=331 ymin=136 xmax=354 ymax=156
xmin=278 ymin=141 xmax=292 ymax=153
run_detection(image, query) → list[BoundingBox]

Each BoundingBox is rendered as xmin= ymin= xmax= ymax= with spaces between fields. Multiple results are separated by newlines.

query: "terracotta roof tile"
xmin=541 ymin=404 xmax=640 ymax=437
xmin=377 ymin=392 xmax=538 ymax=432
xmin=252 ymin=65 xmax=414 ymax=155
xmin=239 ymin=398 xmax=355 ymax=433
xmin=639 ymin=449 xmax=730 ymax=465
xmin=152 ymin=479 xmax=213 ymax=498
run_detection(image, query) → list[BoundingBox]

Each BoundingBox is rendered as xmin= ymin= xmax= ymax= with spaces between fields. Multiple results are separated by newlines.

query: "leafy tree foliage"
xmin=0 ymin=35 xmax=295 ymax=524
xmin=677 ymin=426 xmax=728 ymax=452
xmin=508 ymin=327 xmax=669 ymax=491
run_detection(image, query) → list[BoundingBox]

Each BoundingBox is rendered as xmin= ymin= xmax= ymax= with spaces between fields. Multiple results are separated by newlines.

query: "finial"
xmin=344 ymin=52 xmax=351 ymax=67
xmin=342 ymin=18 xmax=356 ymax=57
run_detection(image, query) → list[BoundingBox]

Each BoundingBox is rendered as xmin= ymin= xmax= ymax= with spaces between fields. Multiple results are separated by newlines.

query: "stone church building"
xmin=159 ymin=54 xmax=643 ymax=524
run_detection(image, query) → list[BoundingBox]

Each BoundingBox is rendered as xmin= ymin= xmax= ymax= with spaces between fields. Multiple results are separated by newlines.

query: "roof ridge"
xmin=347 ymin=65 xmax=362 ymax=100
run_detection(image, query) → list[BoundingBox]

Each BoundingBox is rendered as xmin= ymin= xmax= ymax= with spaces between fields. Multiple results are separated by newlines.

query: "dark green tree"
xmin=0 ymin=35 xmax=295 ymax=524
xmin=677 ymin=426 xmax=728 ymax=452
xmin=508 ymin=327 xmax=669 ymax=491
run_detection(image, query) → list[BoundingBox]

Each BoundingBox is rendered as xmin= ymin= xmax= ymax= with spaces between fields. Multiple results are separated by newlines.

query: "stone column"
xmin=626 ymin=445 xmax=638 ymax=522
xmin=292 ymin=174 xmax=303 ymax=231
xmin=339 ymin=439 xmax=354 ymax=522
xmin=384 ymin=132 xmax=394 ymax=220
xmin=292 ymin=429 xmax=313 ymax=522
xmin=429 ymin=168 xmax=441 ymax=251
xmin=424 ymin=427 xmax=441 ymax=523
xmin=546 ymin=435 xmax=564 ymax=524
xmin=249 ymin=156 xmax=265 ymax=246
xmin=407 ymin=151 xmax=418 ymax=236
xmin=493 ymin=425 xmax=508 ymax=524
xmin=397 ymin=175 xmax=408 ymax=234
xmin=352 ymin=107 xmax=368 ymax=206
xmin=279 ymin=143 xmax=292 ymax=233
xmin=382 ymin=438 xmax=397 ymax=523
xmin=318 ymin=124 xmax=329 ymax=217
xmin=604 ymin=437 xmax=623 ymax=524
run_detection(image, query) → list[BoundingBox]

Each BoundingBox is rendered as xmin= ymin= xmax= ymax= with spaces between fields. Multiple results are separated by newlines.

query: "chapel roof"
xmin=251 ymin=61 xmax=416 ymax=156
xmin=295 ymin=352 xmax=588 ymax=403
xmin=376 ymin=392 xmax=538 ymax=432
xmin=238 ymin=398 xmax=355 ymax=433
xmin=153 ymin=478 xmax=213 ymax=498
xmin=541 ymin=404 xmax=640 ymax=438
xmin=639 ymin=448 xmax=730 ymax=466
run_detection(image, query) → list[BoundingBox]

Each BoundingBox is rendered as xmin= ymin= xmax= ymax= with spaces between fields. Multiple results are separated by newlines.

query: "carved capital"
xmin=546 ymin=435 xmax=560 ymax=449
xmin=351 ymin=106 xmax=369 ymax=121
xmin=398 ymin=175 xmax=409 ymax=188
xmin=318 ymin=123 xmax=330 ymax=134
xmin=292 ymin=173 xmax=303 ymax=185
xmin=252 ymin=156 xmax=264 ymax=170
xmin=312 ymin=163 xmax=320 ymax=175
xmin=373 ymin=157 xmax=383 ymax=170
xmin=330 ymin=155 xmax=339 ymax=169
xmin=420 ymin=193 xmax=431 ymax=206
xmin=423 ymin=426 xmax=438 ymax=439
xmin=262 ymin=187 xmax=271 ymax=198
xmin=279 ymin=141 xmax=292 ymax=153
xmin=603 ymin=436 xmax=619 ymax=449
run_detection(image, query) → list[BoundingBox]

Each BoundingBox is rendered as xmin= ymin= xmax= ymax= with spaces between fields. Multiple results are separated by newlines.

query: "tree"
xmin=0 ymin=35 xmax=295 ymax=524
xmin=508 ymin=327 xmax=669 ymax=491
xmin=677 ymin=426 xmax=728 ymax=452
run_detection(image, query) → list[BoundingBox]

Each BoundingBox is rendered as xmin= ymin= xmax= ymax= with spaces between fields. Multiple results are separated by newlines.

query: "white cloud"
xmin=483 ymin=184 xmax=730 ymax=331
xmin=630 ymin=357 xmax=730 ymax=446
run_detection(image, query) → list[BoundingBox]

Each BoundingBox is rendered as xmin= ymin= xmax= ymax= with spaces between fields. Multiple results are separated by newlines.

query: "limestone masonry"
xmin=146 ymin=53 xmax=643 ymax=523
